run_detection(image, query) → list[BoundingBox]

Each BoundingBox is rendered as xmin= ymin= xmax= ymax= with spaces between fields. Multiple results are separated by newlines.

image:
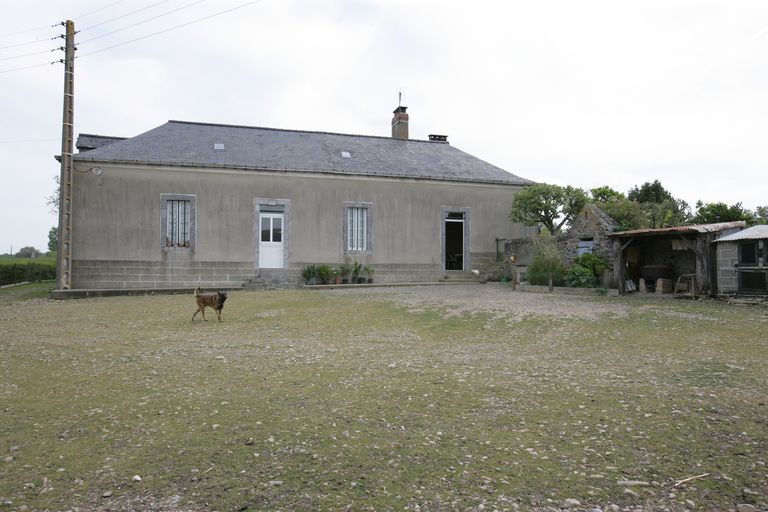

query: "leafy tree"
xmin=591 ymin=192 xmax=647 ymax=231
xmin=46 ymin=175 xmax=60 ymax=215
xmin=510 ymin=183 xmax=589 ymax=234
xmin=691 ymin=201 xmax=756 ymax=224
xmin=15 ymin=246 xmax=41 ymax=259
xmin=754 ymin=206 xmax=768 ymax=225
xmin=628 ymin=180 xmax=674 ymax=204
xmin=626 ymin=180 xmax=690 ymax=228
xmin=48 ymin=226 xmax=59 ymax=253
xmin=590 ymin=186 xmax=624 ymax=203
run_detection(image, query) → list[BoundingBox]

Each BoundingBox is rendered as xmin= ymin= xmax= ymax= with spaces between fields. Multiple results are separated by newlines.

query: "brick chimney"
xmin=391 ymin=106 xmax=409 ymax=140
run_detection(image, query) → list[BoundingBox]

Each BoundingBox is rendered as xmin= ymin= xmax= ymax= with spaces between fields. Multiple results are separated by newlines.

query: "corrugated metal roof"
xmin=608 ymin=221 xmax=747 ymax=237
xmin=73 ymin=120 xmax=533 ymax=186
xmin=715 ymin=225 xmax=768 ymax=242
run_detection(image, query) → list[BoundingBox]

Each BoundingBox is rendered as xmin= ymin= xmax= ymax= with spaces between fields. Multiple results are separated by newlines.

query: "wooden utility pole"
xmin=56 ymin=20 xmax=75 ymax=290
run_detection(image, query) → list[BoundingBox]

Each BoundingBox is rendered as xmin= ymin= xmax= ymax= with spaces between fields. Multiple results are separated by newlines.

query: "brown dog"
xmin=192 ymin=287 xmax=228 ymax=322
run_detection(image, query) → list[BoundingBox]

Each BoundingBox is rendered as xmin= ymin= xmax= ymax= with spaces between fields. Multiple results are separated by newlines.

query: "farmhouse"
xmin=61 ymin=107 xmax=532 ymax=291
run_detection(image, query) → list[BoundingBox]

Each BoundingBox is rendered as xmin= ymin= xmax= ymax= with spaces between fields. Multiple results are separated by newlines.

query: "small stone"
xmin=3 ymin=456 xmax=13 ymax=462
xmin=607 ymin=506 xmax=620 ymax=512
xmin=736 ymin=505 xmax=756 ymax=512
xmin=132 ymin=475 xmax=141 ymax=482
xmin=617 ymin=480 xmax=649 ymax=486
xmin=685 ymin=499 xmax=695 ymax=509
xmin=743 ymin=488 xmax=759 ymax=496
xmin=268 ymin=480 xmax=283 ymax=487
xmin=245 ymin=438 xmax=254 ymax=446
xmin=387 ymin=363 xmax=397 ymax=369
xmin=562 ymin=498 xmax=581 ymax=508
xmin=3 ymin=500 xmax=13 ymax=507
xmin=589 ymin=508 xmax=603 ymax=512
xmin=101 ymin=491 xmax=112 ymax=498
xmin=8 ymin=446 xmax=20 ymax=453
xmin=624 ymin=488 xmax=640 ymax=498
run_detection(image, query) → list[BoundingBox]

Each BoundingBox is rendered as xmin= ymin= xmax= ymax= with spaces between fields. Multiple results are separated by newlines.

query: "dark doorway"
xmin=445 ymin=212 xmax=464 ymax=271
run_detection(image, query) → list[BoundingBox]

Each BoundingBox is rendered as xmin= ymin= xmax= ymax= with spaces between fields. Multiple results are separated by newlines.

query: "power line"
xmin=0 ymin=138 xmax=58 ymax=144
xmin=0 ymin=47 xmax=57 ymax=63
xmin=0 ymin=61 xmax=56 ymax=75
xmin=77 ymin=0 xmax=266 ymax=58
xmin=0 ymin=35 xmax=58 ymax=51
xmin=79 ymin=0 xmax=173 ymax=32
xmin=0 ymin=24 xmax=56 ymax=39
xmin=74 ymin=0 xmax=129 ymax=21
xmin=78 ymin=0 xmax=209 ymax=45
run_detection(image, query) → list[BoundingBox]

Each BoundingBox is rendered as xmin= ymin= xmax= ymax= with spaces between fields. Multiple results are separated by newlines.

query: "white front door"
xmin=259 ymin=212 xmax=284 ymax=268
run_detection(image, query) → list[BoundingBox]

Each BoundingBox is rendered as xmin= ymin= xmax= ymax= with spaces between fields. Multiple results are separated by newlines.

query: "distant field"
xmin=0 ymin=285 xmax=766 ymax=511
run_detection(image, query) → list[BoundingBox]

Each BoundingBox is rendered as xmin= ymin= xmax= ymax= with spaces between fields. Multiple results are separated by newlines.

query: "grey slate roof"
xmin=715 ymin=225 xmax=768 ymax=242
xmin=73 ymin=120 xmax=532 ymax=186
xmin=75 ymin=134 xmax=126 ymax=152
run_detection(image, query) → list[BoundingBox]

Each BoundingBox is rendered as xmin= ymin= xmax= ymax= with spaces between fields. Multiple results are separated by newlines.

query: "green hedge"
xmin=0 ymin=261 xmax=57 ymax=286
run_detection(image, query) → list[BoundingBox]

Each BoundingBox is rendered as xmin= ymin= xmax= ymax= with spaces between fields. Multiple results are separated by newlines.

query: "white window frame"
xmin=161 ymin=194 xmax=195 ymax=250
xmin=343 ymin=202 xmax=373 ymax=255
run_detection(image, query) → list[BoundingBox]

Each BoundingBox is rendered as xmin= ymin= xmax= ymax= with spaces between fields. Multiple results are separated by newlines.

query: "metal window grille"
xmin=167 ymin=199 xmax=191 ymax=247
xmin=347 ymin=207 xmax=367 ymax=251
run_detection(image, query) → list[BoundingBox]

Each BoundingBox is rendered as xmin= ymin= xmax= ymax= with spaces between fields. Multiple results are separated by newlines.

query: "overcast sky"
xmin=2 ymin=0 xmax=767 ymax=253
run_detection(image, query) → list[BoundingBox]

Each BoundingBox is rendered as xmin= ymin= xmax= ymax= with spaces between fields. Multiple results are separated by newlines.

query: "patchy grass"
xmin=0 ymin=281 xmax=55 ymax=302
xmin=0 ymin=287 xmax=766 ymax=511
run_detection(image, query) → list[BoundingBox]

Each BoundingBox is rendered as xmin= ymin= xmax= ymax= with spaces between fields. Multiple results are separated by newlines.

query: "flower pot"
xmin=341 ymin=278 xmax=349 ymax=284
xmin=367 ymin=278 xmax=373 ymax=284
xmin=307 ymin=277 xmax=317 ymax=285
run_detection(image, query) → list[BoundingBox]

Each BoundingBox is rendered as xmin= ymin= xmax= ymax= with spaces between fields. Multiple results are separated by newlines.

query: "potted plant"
xmin=351 ymin=260 xmax=363 ymax=283
xmin=331 ymin=268 xmax=341 ymax=284
xmin=363 ymin=265 xmax=374 ymax=283
xmin=316 ymin=264 xmax=332 ymax=285
xmin=339 ymin=259 xmax=352 ymax=284
xmin=301 ymin=264 xmax=317 ymax=285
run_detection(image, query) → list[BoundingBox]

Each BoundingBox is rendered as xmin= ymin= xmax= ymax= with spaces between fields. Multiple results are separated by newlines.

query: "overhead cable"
xmin=77 ymin=0 xmax=265 ymax=58
xmin=78 ymin=0 xmax=208 ymax=44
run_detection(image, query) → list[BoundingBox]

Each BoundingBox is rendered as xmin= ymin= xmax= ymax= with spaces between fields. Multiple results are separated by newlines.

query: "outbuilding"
xmin=714 ymin=225 xmax=768 ymax=296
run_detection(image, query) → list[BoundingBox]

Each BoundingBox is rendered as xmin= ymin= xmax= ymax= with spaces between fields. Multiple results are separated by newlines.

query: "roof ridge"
xmin=166 ymin=120 xmax=444 ymax=144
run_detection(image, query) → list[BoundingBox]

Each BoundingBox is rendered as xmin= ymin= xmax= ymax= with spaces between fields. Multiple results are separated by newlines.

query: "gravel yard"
xmin=1 ymin=283 xmax=766 ymax=512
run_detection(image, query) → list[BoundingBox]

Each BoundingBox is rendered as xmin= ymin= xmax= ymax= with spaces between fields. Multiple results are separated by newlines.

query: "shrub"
xmin=572 ymin=253 xmax=609 ymax=278
xmin=0 ymin=261 xmax=56 ymax=286
xmin=564 ymin=264 xmax=598 ymax=288
xmin=526 ymin=240 xmax=565 ymax=291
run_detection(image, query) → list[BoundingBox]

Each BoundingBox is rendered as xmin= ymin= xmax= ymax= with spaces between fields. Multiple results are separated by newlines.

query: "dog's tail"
xmin=194 ymin=287 xmax=201 ymax=297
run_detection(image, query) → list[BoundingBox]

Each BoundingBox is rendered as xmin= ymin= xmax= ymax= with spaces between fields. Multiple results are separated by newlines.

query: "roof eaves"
xmin=71 ymin=156 xmax=529 ymax=185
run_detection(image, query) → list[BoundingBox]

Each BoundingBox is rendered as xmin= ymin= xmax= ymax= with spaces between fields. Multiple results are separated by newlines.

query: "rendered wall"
xmin=70 ymin=163 xmax=527 ymax=288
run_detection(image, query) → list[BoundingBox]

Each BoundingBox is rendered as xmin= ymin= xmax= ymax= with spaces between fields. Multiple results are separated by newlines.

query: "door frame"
xmin=440 ymin=206 xmax=470 ymax=272
xmin=254 ymin=198 xmax=291 ymax=270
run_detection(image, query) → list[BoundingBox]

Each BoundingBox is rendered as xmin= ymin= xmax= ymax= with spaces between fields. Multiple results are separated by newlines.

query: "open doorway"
xmin=444 ymin=211 xmax=465 ymax=271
